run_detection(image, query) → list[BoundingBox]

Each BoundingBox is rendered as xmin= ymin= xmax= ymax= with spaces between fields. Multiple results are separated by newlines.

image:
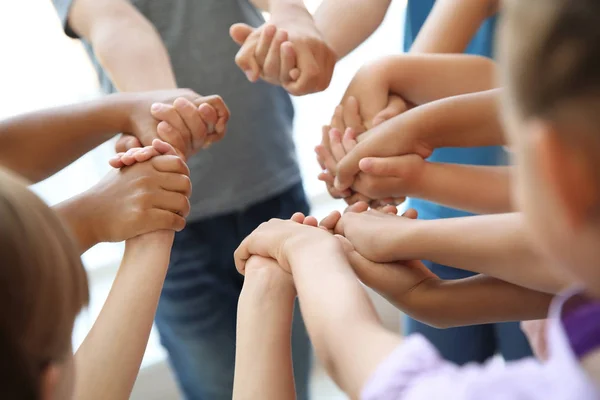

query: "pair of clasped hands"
xmin=231 ymin=19 xmax=430 ymax=208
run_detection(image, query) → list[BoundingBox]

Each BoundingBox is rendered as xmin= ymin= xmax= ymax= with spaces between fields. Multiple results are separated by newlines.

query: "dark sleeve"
xmin=51 ymin=0 xmax=79 ymax=39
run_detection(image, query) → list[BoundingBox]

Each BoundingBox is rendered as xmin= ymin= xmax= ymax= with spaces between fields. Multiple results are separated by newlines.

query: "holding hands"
xmin=230 ymin=6 xmax=336 ymax=96
xmin=115 ymin=89 xmax=230 ymax=159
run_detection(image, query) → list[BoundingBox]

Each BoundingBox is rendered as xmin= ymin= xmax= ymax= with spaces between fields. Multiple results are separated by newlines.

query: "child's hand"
xmin=109 ymin=139 xmax=176 ymax=169
xmin=116 ymin=90 xmax=230 ymax=159
xmin=339 ymin=61 xmax=408 ymax=130
xmin=337 ymin=236 xmax=438 ymax=309
xmin=82 ymin=152 xmax=192 ymax=244
xmin=234 ymin=214 xmax=338 ymax=276
xmin=331 ymin=208 xmax=419 ymax=264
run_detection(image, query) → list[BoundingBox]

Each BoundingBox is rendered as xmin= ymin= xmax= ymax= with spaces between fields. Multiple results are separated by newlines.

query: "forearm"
xmin=405 ymin=89 xmax=506 ymax=149
xmin=0 ymin=94 xmax=129 ymax=182
xmin=402 ymin=275 xmax=552 ymax=329
xmin=53 ymin=191 xmax=99 ymax=254
xmin=410 ymin=0 xmax=498 ymax=54
xmin=314 ymin=0 xmax=392 ymax=59
xmin=290 ymin=241 xmax=401 ymax=398
xmin=234 ymin=263 xmax=297 ymax=400
xmin=70 ymin=0 xmax=176 ymax=91
xmin=74 ymin=231 xmax=173 ymax=400
xmin=395 ymin=213 xmax=570 ymax=293
xmin=380 ymin=54 xmax=498 ymax=106
xmin=411 ymin=164 xmax=512 ymax=214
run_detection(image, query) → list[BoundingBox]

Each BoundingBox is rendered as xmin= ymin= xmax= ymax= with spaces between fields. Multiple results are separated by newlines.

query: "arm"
xmin=410 ymin=0 xmax=499 ymax=54
xmin=73 ymin=231 xmax=173 ymax=400
xmin=357 ymin=160 xmax=512 ymax=214
xmin=233 ymin=257 xmax=297 ymax=400
xmin=67 ymin=0 xmax=176 ymax=91
xmin=0 ymin=94 xmax=128 ymax=183
xmin=313 ymin=0 xmax=392 ymax=59
xmin=335 ymin=89 xmax=506 ymax=191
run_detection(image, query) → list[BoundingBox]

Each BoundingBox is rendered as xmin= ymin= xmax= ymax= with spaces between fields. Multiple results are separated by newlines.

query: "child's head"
xmin=0 ymin=168 xmax=89 ymax=399
xmin=499 ymin=0 xmax=600 ymax=294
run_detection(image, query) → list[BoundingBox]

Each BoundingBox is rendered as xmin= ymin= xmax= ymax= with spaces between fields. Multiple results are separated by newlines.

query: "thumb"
xmin=230 ymin=23 xmax=254 ymax=46
xmin=152 ymin=139 xmax=178 ymax=156
xmin=146 ymin=209 xmax=187 ymax=233
xmin=372 ymin=96 xmax=409 ymax=127
xmin=359 ymin=155 xmax=420 ymax=178
xmin=333 ymin=234 xmax=355 ymax=253
xmin=115 ymin=134 xmax=142 ymax=153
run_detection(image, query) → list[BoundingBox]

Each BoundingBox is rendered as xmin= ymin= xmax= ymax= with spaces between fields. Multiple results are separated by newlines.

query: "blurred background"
xmin=0 ymin=1 xmax=406 ymax=398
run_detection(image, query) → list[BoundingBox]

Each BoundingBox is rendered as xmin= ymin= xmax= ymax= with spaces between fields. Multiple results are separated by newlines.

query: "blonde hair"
xmin=0 ymin=167 xmax=89 ymax=396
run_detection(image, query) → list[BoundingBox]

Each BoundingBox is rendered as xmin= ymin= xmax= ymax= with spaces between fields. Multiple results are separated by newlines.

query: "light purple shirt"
xmin=362 ymin=292 xmax=599 ymax=399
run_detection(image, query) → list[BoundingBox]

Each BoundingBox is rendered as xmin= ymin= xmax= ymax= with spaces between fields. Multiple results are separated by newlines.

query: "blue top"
xmin=404 ymin=0 xmax=505 ymax=220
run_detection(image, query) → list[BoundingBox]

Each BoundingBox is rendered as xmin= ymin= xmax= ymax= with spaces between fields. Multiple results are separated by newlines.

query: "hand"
xmin=231 ymin=8 xmax=336 ymax=96
xmin=334 ymin=114 xmax=433 ymax=192
xmin=329 ymin=208 xmax=419 ymax=264
xmin=350 ymin=154 xmax=426 ymax=200
xmin=336 ymin=235 xmax=437 ymax=307
xmin=340 ymin=61 xmax=408 ymax=129
xmin=520 ymin=319 xmax=548 ymax=361
xmin=116 ymin=90 xmax=230 ymax=158
xmin=234 ymin=215 xmax=338 ymax=275
xmin=79 ymin=153 xmax=192 ymax=244
xmin=109 ymin=139 xmax=176 ymax=168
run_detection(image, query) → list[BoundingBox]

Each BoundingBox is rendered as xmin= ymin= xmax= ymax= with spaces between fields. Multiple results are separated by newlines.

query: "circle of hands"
xmin=105 ymin=16 xmax=436 ymax=288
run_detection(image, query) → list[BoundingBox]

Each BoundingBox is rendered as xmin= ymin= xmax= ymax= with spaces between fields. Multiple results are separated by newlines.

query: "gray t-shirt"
xmin=53 ymin=0 xmax=301 ymax=221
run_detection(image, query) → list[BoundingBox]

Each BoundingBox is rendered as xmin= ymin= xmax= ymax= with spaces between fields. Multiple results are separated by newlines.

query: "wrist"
xmin=244 ymin=265 xmax=297 ymax=302
xmin=53 ymin=193 xmax=98 ymax=254
xmin=286 ymin=235 xmax=343 ymax=269
xmin=106 ymin=93 xmax=138 ymax=134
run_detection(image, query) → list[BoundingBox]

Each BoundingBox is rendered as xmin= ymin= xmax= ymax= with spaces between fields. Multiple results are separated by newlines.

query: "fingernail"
xmin=334 ymin=176 xmax=342 ymax=189
xmin=151 ymin=103 xmax=161 ymax=112
xmin=245 ymin=70 xmax=254 ymax=81
xmin=202 ymin=141 xmax=212 ymax=149
xmin=206 ymin=123 xmax=215 ymax=134
xmin=359 ymin=158 xmax=373 ymax=171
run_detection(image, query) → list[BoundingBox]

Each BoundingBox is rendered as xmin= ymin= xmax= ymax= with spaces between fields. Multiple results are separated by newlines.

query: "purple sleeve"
xmin=361 ymin=334 xmax=552 ymax=400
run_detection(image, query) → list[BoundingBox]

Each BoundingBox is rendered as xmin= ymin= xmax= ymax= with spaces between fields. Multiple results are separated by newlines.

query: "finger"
xmin=146 ymin=208 xmax=187 ymax=233
xmin=263 ymin=29 xmax=287 ymax=81
xmin=343 ymin=96 xmax=364 ymax=133
xmin=255 ymin=24 xmax=277 ymax=67
xmin=280 ymin=41 xmax=297 ymax=85
xmin=344 ymin=201 xmax=369 ymax=214
xmin=320 ymin=124 xmax=332 ymax=162
xmin=315 ymin=144 xmax=338 ymax=176
xmin=303 ymin=216 xmax=319 ymax=227
xmin=173 ymin=97 xmax=206 ymax=151
xmin=318 ymin=171 xmax=352 ymax=198
xmin=372 ymin=96 xmax=409 ymax=127
xmin=120 ymin=148 xmax=142 ymax=166
xmin=329 ymin=128 xmax=346 ymax=163
xmin=291 ymin=212 xmax=306 ymax=223
xmin=319 ymin=211 xmax=341 ymax=231
xmin=353 ymin=174 xmax=402 ymax=200
xmin=115 ymin=134 xmax=142 ymax=153
xmin=342 ymin=127 xmax=358 ymax=154
xmin=286 ymin=42 xmax=320 ymax=96
xmin=133 ymin=146 xmax=161 ymax=163
xmin=402 ymin=208 xmax=418 ymax=220
xmin=151 ymin=154 xmax=190 ymax=176
xmin=153 ymin=190 xmax=191 ymax=217
xmin=152 ymin=138 xmax=178 ymax=156
xmin=359 ymin=155 xmax=422 ymax=178
xmin=195 ymin=95 xmax=230 ymax=136
xmin=380 ymin=204 xmax=398 ymax=215
xmin=109 ymin=153 xmax=126 ymax=169
xmin=229 ymin=23 xmax=254 ymax=46
xmin=159 ymin=172 xmax=192 ymax=197
xmin=234 ymin=30 xmax=261 ymax=82
xmin=151 ymin=103 xmax=191 ymax=137
xmin=289 ymin=67 xmax=301 ymax=81
xmin=331 ymin=105 xmax=345 ymax=132
xmin=198 ymin=104 xmax=218 ymax=136
xmin=156 ymin=122 xmax=187 ymax=157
